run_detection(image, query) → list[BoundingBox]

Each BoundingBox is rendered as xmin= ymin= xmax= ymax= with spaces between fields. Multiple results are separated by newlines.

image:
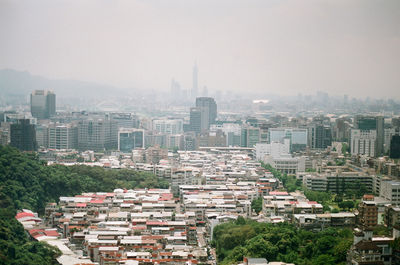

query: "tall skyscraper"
xmin=195 ymin=97 xmax=217 ymax=132
xmin=241 ymin=126 xmax=260 ymax=147
xmin=191 ymin=63 xmax=198 ymax=99
xmin=30 ymin=90 xmax=56 ymax=119
xmin=189 ymin=107 xmax=201 ymax=134
xmin=350 ymin=129 xmax=377 ymax=157
xmin=354 ymin=115 xmax=384 ymax=156
xmin=10 ymin=119 xmax=37 ymax=151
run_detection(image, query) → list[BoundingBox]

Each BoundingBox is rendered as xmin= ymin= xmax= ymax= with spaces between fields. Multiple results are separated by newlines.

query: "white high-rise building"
xmin=48 ymin=123 xmax=77 ymax=150
xmin=350 ymin=129 xmax=377 ymax=157
xmin=255 ymin=139 xmax=290 ymax=160
xmin=152 ymin=119 xmax=183 ymax=135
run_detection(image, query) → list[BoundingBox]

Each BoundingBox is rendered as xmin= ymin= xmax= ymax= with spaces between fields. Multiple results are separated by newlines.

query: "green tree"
xmin=251 ymin=197 xmax=263 ymax=214
xmin=0 ymin=145 xmax=170 ymax=264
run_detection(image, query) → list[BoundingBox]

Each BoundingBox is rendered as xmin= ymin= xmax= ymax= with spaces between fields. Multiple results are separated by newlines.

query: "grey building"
xmin=118 ymin=128 xmax=145 ymax=153
xmin=189 ymin=107 xmax=201 ymax=134
xmin=195 ymin=97 xmax=217 ymax=132
xmin=77 ymin=119 xmax=117 ymax=151
xmin=48 ymin=123 xmax=78 ymax=150
xmin=30 ymin=90 xmax=56 ymax=119
xmin=354 ymin=115 xmax=384 ymax=156
xmin=308 ymin=123 xmax=332 ymax=149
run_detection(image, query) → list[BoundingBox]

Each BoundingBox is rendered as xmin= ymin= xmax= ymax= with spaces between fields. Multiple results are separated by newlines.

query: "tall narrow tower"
xmin=192 ymin=62 xmax=198 ymax=99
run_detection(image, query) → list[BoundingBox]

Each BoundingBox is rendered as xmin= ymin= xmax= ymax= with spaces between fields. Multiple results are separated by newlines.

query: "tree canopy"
xmin=0 ymin=145 xmax=169 ymax=264
xmin=212 ymin=219 xmax=353 ymax=265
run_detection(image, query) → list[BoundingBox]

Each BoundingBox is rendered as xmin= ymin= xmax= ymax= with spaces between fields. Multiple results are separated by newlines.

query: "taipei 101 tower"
xmin=191 ymin=62 xmax=198 ymax=99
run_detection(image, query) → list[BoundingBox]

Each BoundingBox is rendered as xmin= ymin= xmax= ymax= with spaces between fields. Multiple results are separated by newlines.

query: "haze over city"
xmin=1 ymin=0 xmax=400 ymax=99
xmin=2 ymin=1 xmax=400 ymax=265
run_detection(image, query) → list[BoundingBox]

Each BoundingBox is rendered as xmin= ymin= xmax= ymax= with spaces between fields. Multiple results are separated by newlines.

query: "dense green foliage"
xmin=0 ymin=146 xmax=169 ymax=214
xmin=0 ymin=189 xmax=61 ymax=265
xmin=0 ymin=145 xmax=169 ymax=264
xmin=212 ymin=219 xmax=353 ymax=265
xmin=262 ymin=163 xmax=302 ymax=192
xmin=338 ymin=200 xmax=355 ymax=210
xmin=303 ymin=189 xmax=333 ymax=212
xmin=303 ymin=189 xmax=331 ymax=203
xmin=251 ymin=197 xmax=263 ymax=214
xmin=373 ymin=225 xmax=391 ymax=237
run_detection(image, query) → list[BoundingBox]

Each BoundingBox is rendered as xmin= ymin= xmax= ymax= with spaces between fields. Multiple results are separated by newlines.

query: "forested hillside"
xmin=212 ymin=217 xmax=353 ymax=265
xmin=0 ymin=145 xmax=169 ymax=265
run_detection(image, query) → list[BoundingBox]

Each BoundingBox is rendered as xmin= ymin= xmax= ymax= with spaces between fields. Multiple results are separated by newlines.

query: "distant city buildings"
xmin=195 ymin=97 xmax=217 ymax=132
xmin=268 ymin=128 xmax=308 ymax=152
xmin=241 ymin=126 xmax=261 ymax=147
xmin=189 ymin=107 xmax=201 ymax=134
xmin=353 ymin=115 xmax=384 ymax=157
xmin=77 ymin=119 xmax=118 ymax=151
xmin=152 ymin=119 xmax=183 ymax=135
xmin=30 ymin=90 xmax=56 ymax=119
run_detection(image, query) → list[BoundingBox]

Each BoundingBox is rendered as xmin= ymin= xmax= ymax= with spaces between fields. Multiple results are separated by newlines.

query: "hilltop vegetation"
xmin=212 ymin=217 xmax=353 ymax=265
xmin=0 ymin=145 xmax=169 ymax=264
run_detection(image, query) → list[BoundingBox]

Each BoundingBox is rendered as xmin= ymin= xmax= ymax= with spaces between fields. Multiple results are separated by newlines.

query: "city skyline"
xmin=1 ymin=0 xmax=400 ymax=99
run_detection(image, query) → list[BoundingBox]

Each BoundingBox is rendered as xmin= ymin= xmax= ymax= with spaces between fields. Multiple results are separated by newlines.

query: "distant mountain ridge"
xmin=0 ymin=69 xmax=130 ymax=100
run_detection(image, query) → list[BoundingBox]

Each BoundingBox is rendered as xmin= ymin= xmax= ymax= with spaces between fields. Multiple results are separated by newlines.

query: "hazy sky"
xmin=1 ymin=0 xmax=400 ymax=98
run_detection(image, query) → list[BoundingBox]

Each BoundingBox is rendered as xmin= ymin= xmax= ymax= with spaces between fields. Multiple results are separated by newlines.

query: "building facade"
xmin=10 ymin=119 xmax=37 ymax=151
xmin=195 ymin=97 xmax=217 ymax=132
xmin=118 ymin=128 xmax=145 ymax=153
xmin=78 ymin=119 xmax=118 ymax=151
xmin=30 ymin=90 xmax=56 ymax=119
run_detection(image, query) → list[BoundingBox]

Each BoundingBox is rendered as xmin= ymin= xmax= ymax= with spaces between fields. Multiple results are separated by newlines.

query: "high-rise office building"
xmin=354 ymin=115 xmax=384 ymax=156
xmin=189 ymin=107 xmax=201 ymax=134
xmin=78 ymin=119 xmax=118 ymax=151
xmin=30 ymin=90 xmax=56 ymax=119
xmin=392 ymin=117 xmax=400 ymax=129
xmin=210 ymin=122 xmax=242 ymax=146
xmin=308 ymin=124 xmax=332 ymax=149
xmin=35 ymin=124 xmax=48 ymax=148
xmin=48 ymin=123 xmax=78 ymax=150
xmin=350 ymin=129 xmax=377 ymax=157
xmin=195 ymin=97 xmax=217 ymax=132
xmin=110 ymin=113 xmax=139 ymax=129
xmin=152 ymin=119 xmax=183 ymax=134
xmin=241 ymin=126 xmax=260 ymax=147
xmin=384 ymin=128 xmax=396 ymax=154
xmin=390 ymin=134 xmax=400 ymax=159
xmin=10 ymin=119 xmax=37 ymax=151
xmin=192 ymin=63 xmax=198 ymax=99
xmin=166 ymin=134 xmax=184 ymax=150
xmin=118 ymin=128 xmax=145 ymax=153
xmin=333 ymin=118 xmax=351 ymax=142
